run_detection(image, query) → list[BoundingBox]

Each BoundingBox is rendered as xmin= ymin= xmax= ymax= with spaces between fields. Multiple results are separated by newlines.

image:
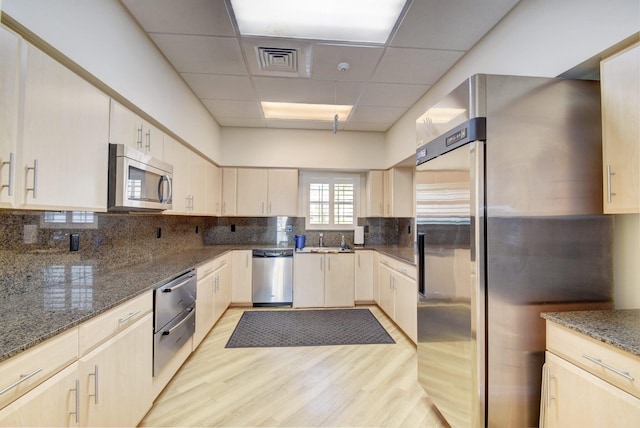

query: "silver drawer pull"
xmin=88 ymin=365 xmax=99 ymax=404
xmin=1 ymin=152 xmax=15 ymax=196
xmin=69 ymin=379 xmax=80 ymax=423
xmin=162 ymin=308 xmax=195 ymax=336
xmin=582 ymin=354 xmax=635 ymax=381
xmin=118 ymin=310 xmax=141 ymax=324
xmin=0 ymin=368 xmax=43 ymax=395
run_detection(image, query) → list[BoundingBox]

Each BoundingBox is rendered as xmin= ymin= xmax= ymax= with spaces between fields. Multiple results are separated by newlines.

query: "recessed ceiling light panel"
xmin=262 ymin=102 xmax=353 ymax=121
xmin=230 ymin=0 xmax=407 ymax=43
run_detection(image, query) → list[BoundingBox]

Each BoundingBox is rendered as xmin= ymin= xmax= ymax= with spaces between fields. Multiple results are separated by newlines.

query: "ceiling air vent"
xmin=256 ymin=47 xmax=298 ymax=73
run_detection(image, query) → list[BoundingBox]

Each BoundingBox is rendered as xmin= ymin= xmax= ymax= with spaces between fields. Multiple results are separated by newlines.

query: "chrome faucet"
xmin=319 ymin=233 xmax=323 ymax=247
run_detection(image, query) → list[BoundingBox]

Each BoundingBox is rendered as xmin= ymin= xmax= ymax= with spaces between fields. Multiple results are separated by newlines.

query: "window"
xmin=303 ymin=172 xmax=359 ymax=230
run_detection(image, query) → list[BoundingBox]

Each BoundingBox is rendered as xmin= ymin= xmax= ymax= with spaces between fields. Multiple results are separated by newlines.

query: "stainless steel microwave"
xmin=108 ymin=144 xmax=173 ymax=211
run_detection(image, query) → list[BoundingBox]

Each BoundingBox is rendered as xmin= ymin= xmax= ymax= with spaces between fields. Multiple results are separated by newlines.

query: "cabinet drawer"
xmin=0 ymin=328 xmax=77 ymax=410
xmin=379 ymin=254 xmax=416 ymax=280
xmin=78 ymin=291 xmax=152 ymax=356
xmin=547 ymin=322 xmax=640 ymax=399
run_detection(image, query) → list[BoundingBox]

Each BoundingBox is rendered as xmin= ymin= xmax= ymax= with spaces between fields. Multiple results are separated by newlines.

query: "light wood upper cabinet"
xmin=221 ymin=167 xmax=237 ymax=216
xmin=206 ymin=163 xmax=221 ymax=216
xmin=109 ymin=100 xmax=164 ymax=160
xmin=366 ymin=171 xmax=384 ymax=216
xmin=19 ymin=42 xmax=110 ymax=212
xmin=601 ymin=42 xmax=640 ymax=214
xmin=235 ymin=168 xmax=298 ymax=216
xmin=236 ymin=168 xmax=268 ymax=216
xmin=0 ymin=25 xmax=20 ymax=208
xmin=267 ymin=169 xmax=299 ymax=216
xmin=164 ymin=137 xmax=212 ymax=215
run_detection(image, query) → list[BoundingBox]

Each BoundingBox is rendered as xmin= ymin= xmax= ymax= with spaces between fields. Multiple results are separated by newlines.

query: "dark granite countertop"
xmin=542 ymin=310 xmax=640 ymax=357
xmin=354 ymin=245 xmax=416 ymax=265
xmin=0 ymin=244 xmax=414 ymax=363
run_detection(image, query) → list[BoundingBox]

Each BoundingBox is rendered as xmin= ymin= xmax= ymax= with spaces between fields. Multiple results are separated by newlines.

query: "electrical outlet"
xmin=195 ymin=225 xmax=199 ymax=234
xmin=231 ymin=224 xmax=236 ymax=232
xmin=70 ymin=234 xmax=80 ymax=252
xmin=156 ymin=227 xmax=162 ymax=238
xmin=23 ymin=224 xmax=38 ymax=244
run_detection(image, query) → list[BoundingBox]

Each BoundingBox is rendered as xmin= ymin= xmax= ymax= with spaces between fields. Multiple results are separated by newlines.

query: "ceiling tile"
xmin=253 ymin=77 xmax=363 ymax=105
xmin=181 ymin=73 xmax=256 ymax=100
xmin=312 ymin=44 xmax=385 ymax=81
xmin=358 ymin=82 xmax=430 ymax=107
xmin=216 ymin=117 xmax=267 ymax=127
xmin=121 ymin=0 xmax=235 ymax=36
xmin=390 ymin=0 xmax=520 ymax=50
xmin=349 ymin=106 xmax=407 ymax=124
xmin=372 ymin=47 xmax=464 ymax=85
xmin=151 ymin=34 xmax=247 ymax=75
xmin=201 ymin=99 xmax=263 ymax=118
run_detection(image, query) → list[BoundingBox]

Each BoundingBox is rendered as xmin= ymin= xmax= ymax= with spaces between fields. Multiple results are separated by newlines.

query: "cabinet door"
xmin=188 ymin=152 xmax=208 ymax=215
xmin=543 ymin=352 xmax=640 ymax=428
xmin=20 ymin=43 xmax=109 ymax=211
xmin=324 ymin=254 xmax=355 ymax=307
xmin=236 ymin=168 xmax=268 ymax=216
xmin=293 ymin=254 xmax=324 ymax=308
xmin=164 ymin=137 xmax=190 ymax=214
xmin=206 ymin=163 xmax=221 ymax=216
xmin=355 ymin=251 xmax=375 ymax=302
xmin=0 ymin=26 xmax=20 ymax=208
xmin=601 ymin=42 xmax=640 ymax=213
xmin=109 ymin=101 xmax=164 ymax=160
xmin=394 ymin=272 xmax=417 ymax=343
xmin=194 ymin=272 xmax=215 ymax=349
xmin=366 ymin=171 xmax=384 ymax=216
xmin=231 ymin=250 xmax=252 ymax=304
xmin=221 ymin=167 xmax=237 ymax=216
xmin=213 ymin=264 xmax=230 ymax=323
xmin=267 ymin=169 xmax=298 ymax=216
xmin=0 ymin=362 xmax=79 ymax=427
xmin=385 ymin=167 xmax=414 ymax=218
xmin=79 ymin=313 xmax=153 ymax=427
xmin=377 ymin=263 xmax=395 ymax=318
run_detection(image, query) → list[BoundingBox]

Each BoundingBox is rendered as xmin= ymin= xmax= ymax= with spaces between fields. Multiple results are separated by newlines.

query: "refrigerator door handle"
xmin=417 ymin=233 xmax=425 ymax=296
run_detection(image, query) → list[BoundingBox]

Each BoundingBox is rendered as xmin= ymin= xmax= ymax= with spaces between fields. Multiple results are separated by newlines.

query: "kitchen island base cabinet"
xmin=377 ymin=255 xmax=417 ymax=343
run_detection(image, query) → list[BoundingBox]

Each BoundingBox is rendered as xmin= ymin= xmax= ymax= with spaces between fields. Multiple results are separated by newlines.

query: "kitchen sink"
xmin=296 ymin=246 xmax=353 ymax=253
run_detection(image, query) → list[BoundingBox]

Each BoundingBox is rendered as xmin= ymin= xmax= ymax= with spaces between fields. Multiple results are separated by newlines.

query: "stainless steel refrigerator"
xmin=415 ymin=74 xmax=613 ymax=427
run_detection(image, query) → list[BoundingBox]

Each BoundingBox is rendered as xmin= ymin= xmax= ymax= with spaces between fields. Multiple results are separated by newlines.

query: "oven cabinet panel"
xmin=0 ymin=362 xmax=79 ymax=427
xmin=79 ymin=313 xmax=153 ymax=427
xmin=19 ymin=41 xmax=109 ymax=212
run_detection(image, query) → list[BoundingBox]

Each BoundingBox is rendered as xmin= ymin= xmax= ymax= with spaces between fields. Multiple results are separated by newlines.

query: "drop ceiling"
xmin=121 ymin=0 xmax=520 ymax=132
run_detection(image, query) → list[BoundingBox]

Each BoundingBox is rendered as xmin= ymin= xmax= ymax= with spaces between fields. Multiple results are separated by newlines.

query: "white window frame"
xmin=302 ymin=171 xmax=360 ymax=231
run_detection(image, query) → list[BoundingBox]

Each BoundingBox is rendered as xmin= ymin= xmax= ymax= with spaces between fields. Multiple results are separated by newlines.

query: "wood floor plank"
xmin=139 ymin=306 xmax=448 ymax=427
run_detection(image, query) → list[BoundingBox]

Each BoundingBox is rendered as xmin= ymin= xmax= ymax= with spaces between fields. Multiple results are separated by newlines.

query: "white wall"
xmin=386 ymin=0 xmax=640 ymax=167
xmin=1 ymin=0 xmax=222 ymax=162
xmin=221 ymin=127 xmax=386 ymax=170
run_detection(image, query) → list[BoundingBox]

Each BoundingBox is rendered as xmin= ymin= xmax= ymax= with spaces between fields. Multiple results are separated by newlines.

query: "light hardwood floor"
xmin=139 ymin=305 xmax=449 ymax=427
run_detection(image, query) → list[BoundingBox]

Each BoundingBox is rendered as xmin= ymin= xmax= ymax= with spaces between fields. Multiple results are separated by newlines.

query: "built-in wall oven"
xmin=153 ymin=270 xmax=197 ymax=376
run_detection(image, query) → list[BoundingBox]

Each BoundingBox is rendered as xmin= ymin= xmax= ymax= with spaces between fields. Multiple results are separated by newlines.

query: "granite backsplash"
xmin=0 ymin=211 xmax=414 ymax=286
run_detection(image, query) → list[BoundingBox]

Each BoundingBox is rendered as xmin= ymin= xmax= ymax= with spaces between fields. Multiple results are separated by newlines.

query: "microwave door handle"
xmin=158 ymin=175 xmax=172 ymax=204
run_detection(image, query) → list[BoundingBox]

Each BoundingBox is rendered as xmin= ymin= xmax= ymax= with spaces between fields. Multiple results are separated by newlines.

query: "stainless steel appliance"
xmin=153 ymin=270 xmax=197 ymax=376
xmin=415 ymin=74 xmax=613 ymax=427
xmin=252 ymin=248 xmax=293 ymax=306
xmin=108 ymin=143 xmax=173 ymax=211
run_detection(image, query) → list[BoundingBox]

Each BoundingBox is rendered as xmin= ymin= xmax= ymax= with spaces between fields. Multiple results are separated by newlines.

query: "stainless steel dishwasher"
xmin=252 ymin=248 xmax=293 ymax=306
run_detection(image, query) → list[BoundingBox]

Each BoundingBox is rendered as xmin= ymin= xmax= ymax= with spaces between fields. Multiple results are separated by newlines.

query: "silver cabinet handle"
xmin=269 ymin=202 xmax=272 ymax=214
xmin=582 ymin=354 xmax=635 ymax=381
xmin=88 ymin=365 xmax=99 ymax=404
xmin=137 ymin=125 xmax=143 ymax=149
xmin=69 ymin=379 xmax=80 ymax=423
xmin=162 ymin=308 xmax=195 ymax=335
xmin=1 ymin=152 xmax=15 ymax=196
xmin=246 ymin=253 xmax=249 ymax=267
xmin=0 ymin=367 xmax=43 ymax=395
xmin=223 ymin=201 xmax=226 ymax=214
xmin=261 ymin=201 xmax=265 ymax=214
xmin=606 ymin=165 xmax=616 ymax=203
xmin=26 ymin=159 xmax=38 ymax=199
xmin=379 ymin=202 xmax=383 ymax=216
xmin=118 ymin=310 xmax=140 ymax=324
xmin=320 ymin=257 xmax=323 ymax=271
xmin=145 ymin=129 xmax=151 ymax=151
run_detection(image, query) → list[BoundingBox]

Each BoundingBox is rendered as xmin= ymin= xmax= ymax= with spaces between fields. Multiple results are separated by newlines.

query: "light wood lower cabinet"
xmin=0 ymin=362 xmax=79 ymax=427
xmin=542 ymin=322 xmax=640 ymax=427
xmin=79 ymin=313 xmax=153 ymax=427
xmin=194 ymin=255 xmax=230 ymax=348
xmin=377 ymin=255 xmax=417 ymax=343
xmin=355 ymin=250 xmax=376 ymax=302
xmin=294 ymin=253 xmax=354 ymax=308
xmin=231 ymin=250 xmax=252 ymax=305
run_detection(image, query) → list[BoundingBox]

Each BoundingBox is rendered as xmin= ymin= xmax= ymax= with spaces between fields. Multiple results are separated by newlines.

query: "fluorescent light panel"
xmin=262 ymin=102 xmax=353 ymax=121
xmin=230 ymin=0 xmax=407 ymax=43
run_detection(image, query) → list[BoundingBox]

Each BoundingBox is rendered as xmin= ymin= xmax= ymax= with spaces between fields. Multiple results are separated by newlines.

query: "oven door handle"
xmin=161 ymin=274 xmax=195 ymax=293
xmin=162 ymin=308 xmax=195 ymax=336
